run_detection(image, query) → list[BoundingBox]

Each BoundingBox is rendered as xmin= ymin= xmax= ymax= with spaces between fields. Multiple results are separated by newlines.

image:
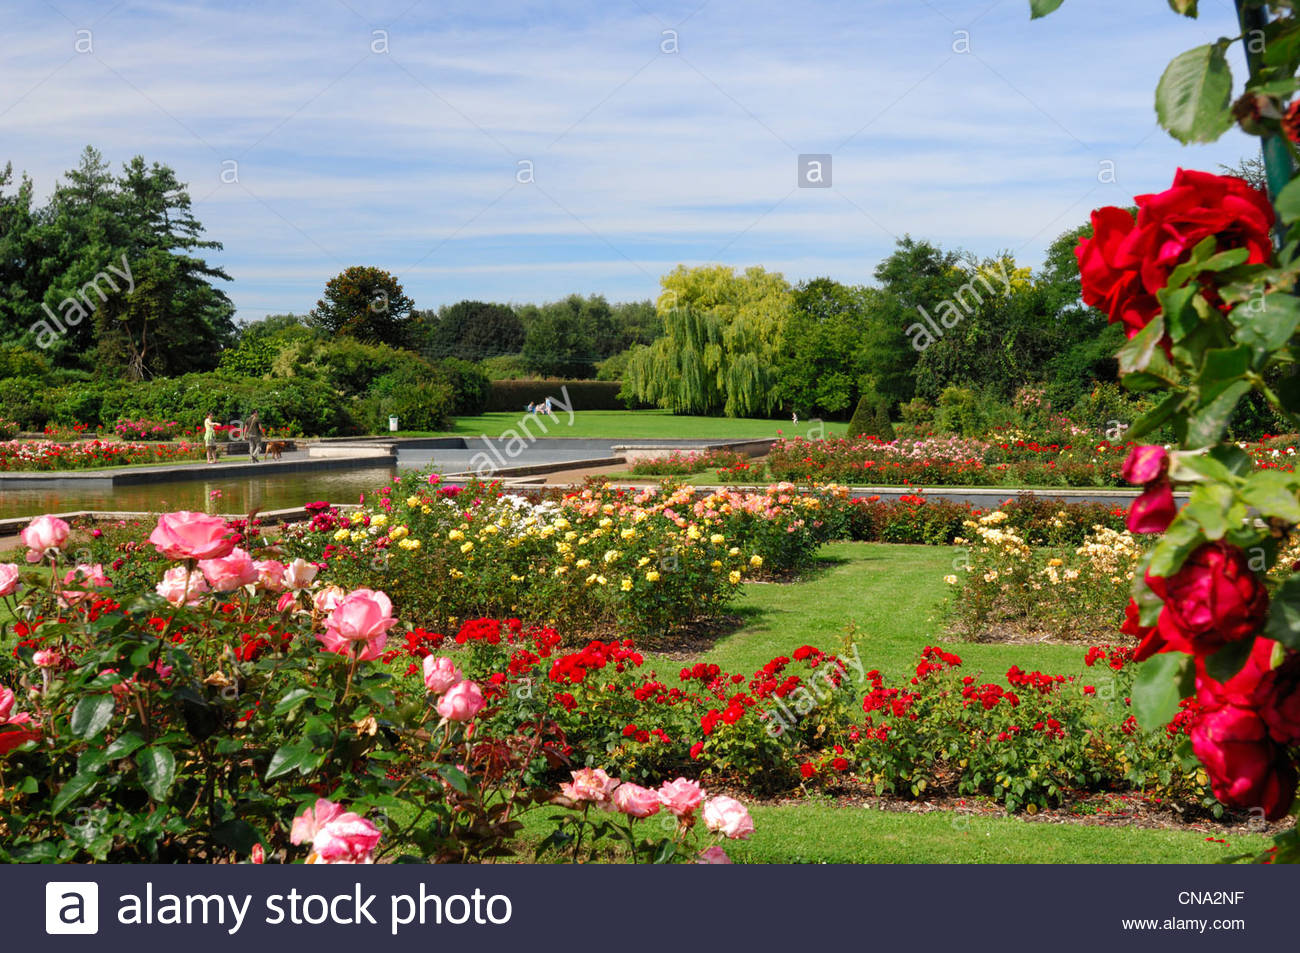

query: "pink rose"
xmin=282 ymin=558 xmax=318 ymax=590
xmin=324 ymin=588 xmax=397 ymax=645
xmin=611 ymin=782 xmax=661 ymax=818
xmin=156 ymin=566 xmax=210 ymax=607
xmin=276 ymin=591 xmax=297 ymax=613
xmin=149 ymin=511 xmax=236 ymax=561
xmin=0 ymin=686 xmax=38 ymax=755
xmin=254 ymin=559 xmax=287 ymax=592
xmin=422 ymin=656 xmax=462 ymax=694
xmin=32 ymin=649 xmax=61 ymax=668
xmin=62 ymin=563 xmax=110 ymax=588
xmin=291 ymin=798 xmax=345 ymax=845
xmin=199 ymin=547 xmax=258 ymax=592
xmin=22 ymin=515 xmax=70 ymax=555
xmin=702 ymin=795 xmax=754 ymax=839
xmin=436 ymin=680 xmax=486 ymax=722
xmin=310 ymin=813 xmax=382 ymax=864
xmin=658 ymin=777 xmax=705 ymax=818
xmin=313 ymin=585 xmax=346 ymax=614
xmin=695 ymin=845 xmax=733 ymax=864
xmin=559 ymin=767 xmax=619 ymax=804
xmin=0 ymin=563 xmax=21 ymax=597
xmin=1121 ymin=445 xmax=1168 ymax=486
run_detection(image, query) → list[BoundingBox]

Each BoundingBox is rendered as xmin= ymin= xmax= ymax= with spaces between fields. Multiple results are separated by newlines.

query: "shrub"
xmin=847 ymin=394 xmax=893 ymax=440
xmin=439 ymin=357 xmax=491 ymax=416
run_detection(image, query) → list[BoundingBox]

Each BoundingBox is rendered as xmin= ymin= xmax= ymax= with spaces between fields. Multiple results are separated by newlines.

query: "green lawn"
xmin=511 ymin=802 xmax=1266 ymax=863
xmin=703 ymin=541 xmax=1088 ymax=683
xmin=404 ymin=410 xmax=847 ymax=441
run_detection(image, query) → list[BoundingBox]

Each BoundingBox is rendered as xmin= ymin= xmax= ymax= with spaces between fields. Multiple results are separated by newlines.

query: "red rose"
xmin=799 ymin=763 xmax=815 ymax=779
xmin=1120 ymin=598 xmax=1156 ymax=641
xmin=1253 ymin=652 xmax=1300 ymax=746
xmin=1139 ymin=542 xmax=1268 ymax=660
xmin=1190 ymin=701 xmax=1296 ymax=821
xmin=1076 ymin=207 xmax=1161 ymax=338
xmin=1128 ymin=481 xmax=1177 ymax=534
xmin=1121 ymin=445 xmax=1168 ymax=486
xmin=1076 ymin=170 xmax=1274 ymax=337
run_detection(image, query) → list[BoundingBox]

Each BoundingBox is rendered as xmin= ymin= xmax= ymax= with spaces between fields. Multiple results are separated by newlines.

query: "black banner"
xmin=6 ymin=864 xmax=1295 ymax=950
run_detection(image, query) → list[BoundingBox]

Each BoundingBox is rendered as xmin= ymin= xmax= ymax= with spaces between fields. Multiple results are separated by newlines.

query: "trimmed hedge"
xmin=0 ymin=373 xmax=363 ymax=437
xmin=486 ymin=379 xmax=627 ymax=412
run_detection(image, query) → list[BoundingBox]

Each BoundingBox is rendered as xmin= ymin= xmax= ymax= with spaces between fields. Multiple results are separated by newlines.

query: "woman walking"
xmin=203 ymin=412 xmax=218 ymax=464
xmin=245 ymin=411 xmax=263 ymax=463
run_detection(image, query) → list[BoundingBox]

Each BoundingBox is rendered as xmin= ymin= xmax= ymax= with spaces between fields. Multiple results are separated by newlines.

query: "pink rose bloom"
xmin=254 ymin=559 xmax=287 ymax=592
xmin=22 ymin=515 xmax=70 ymax=559
xmin=251 ymin=844 xmax=265 ymax=864
xmin=559 ymin=767 xmax=619 ymax=804
xmin=612 ymin=782 xmax=661 ymax=818
xmin=436 ymin=680 xmax=486 ymax=721
xmin=276 ymin=591 xmax=297 ymax=613
xmin=1121 ymin=445 xmax=1168 ymax=486
xmin=325 ymin=587 xmax=397 ymax=645
xmin=313 ymin=585 xmax=346 ymax=614
xmin=695 ymin=845 xmax=733 ymax=864
xmin=32 ymin=649 xmax=61 ymax=668
xmin=422 ymin=656 xmax=462 ymax=694
xmin=149 ymin=511 xmax=236 ymax=561
xmin=658 ymin=777 xmax=705 ymax=817
xmin=0 ymin=563 xmax=21 ymax=597
xmin=282 ymin=558 xmax=318 ymax=591
xmin=702 ymin=795 xmax=754 ymax=839
xmin=199 ymin=547 xmax=258 ymax=592
xmin=310 ymin=813 xmax=382 ymax=864
xmin=291 ymin=798 xmax=345 ymax=845
xmin=0 ymin=686 xmax=38 ymax=755
xmin=156 ymin=566 xmax=209 ymax=607
xmin=63 ymin=563 xmax=111 ymax=588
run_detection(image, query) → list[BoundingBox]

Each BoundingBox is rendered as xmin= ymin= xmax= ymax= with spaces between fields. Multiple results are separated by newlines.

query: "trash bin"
xmin=389 ymin=416 xmax=399 ymax=432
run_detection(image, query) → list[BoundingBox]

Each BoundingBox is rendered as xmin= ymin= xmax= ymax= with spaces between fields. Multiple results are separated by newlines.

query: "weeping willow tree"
xmin=622 ymin=264 xmax=791 ymax=417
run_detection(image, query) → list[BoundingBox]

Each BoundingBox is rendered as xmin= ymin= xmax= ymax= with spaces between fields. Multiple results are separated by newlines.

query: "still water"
xmin=0 ymin=467 xmax=399 ymax=520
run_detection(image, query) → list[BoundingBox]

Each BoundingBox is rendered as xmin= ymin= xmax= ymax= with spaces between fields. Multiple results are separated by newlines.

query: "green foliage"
xmin=2 ymin=147 xmax=236 ymax=379
xmin=518 ymin=294 xmax=622 ymax=379
xmin=308 ymin=266 xmax=414 ymax=348
xmin=775 ymin=277 xmax=878 ymax=418
xmin=622 ymin=266 xmax=791 ymax=417
xmin=847 ymin=393 xmax=894 ymax=440
xmin=410 ymin=300 xmax=524 ymax=362
xmin=934 ymin=386 xmax=1000 ymax=437
xmin=484 ymin=379 xmax=626 ymax=412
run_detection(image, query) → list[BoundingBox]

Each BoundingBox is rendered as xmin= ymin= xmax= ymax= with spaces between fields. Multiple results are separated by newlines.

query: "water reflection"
xmin=0 ymin=467 xmax=398 ymax=520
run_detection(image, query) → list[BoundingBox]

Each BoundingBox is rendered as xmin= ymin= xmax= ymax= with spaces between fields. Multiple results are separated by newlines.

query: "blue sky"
xmin=1 ymin=0 xmax=1261 ymax=322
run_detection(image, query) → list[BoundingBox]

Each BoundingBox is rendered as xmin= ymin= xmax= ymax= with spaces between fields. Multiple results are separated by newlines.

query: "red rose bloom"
xmin=1190 ymin=700 xmax=1296 ymax=821
xmin=1120 ymin=598 xmax=1156 ymax=641
xmin=1121 ymin=445 xmax=1176 ymax=534
xmin=1139 ymin=542 xmax=1268 ymax=660
xmin=1076 ymin=206 xmax=1162 ymax=338
xmin=1253 ymin=652 xmax=1300 ymax=746
xmin=1076 ymin=170 xmax=1274 ymax=338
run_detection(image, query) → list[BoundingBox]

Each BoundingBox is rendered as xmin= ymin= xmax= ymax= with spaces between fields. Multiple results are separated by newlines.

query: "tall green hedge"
xmin=485 ymin=379 xmax=628 ymax=412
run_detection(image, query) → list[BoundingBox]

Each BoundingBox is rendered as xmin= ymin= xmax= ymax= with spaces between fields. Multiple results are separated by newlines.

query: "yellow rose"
xmin=646 ymin=570 xmax=661 ymax=582
xmin=333 ymin=528 xmax=350 ymax=541
xmin=448 ymin=529 xmax=465 ymax=541
xmin=371 ymin=513 xmax=388 ymax=527
xmin=728 ymin=570 xmax=741 ymax=584
xmin=749 ymin=555 xmax=763 ymax=568
xmin=460 ymin=541 xmax=474 ymax=553
xmin=576 ymin=558 xmax=591 ymax=569
xmin=620 ymin=578 xmax=633 ymax=591
xmin=406 ymin=495 xmax=420 ymax=507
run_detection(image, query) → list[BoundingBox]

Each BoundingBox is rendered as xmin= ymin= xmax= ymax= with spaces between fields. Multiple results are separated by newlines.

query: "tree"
xmin=519 ymin=294 xmax=617 ymax=378
xmin=775 ymin=277 xmax=876 ymax=418
xmin=13 ymin=147 xmax=236 ymax=379
xmin=622 ymin=265 xmax=791 ymax=416
xmin=309 ymin=266 xmax=414 ymax=348
xmin=410 ymin=300 xmax=523 ymax=361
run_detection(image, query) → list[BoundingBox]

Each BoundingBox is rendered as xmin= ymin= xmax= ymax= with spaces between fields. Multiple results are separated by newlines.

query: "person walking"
xmin=245 ymin=411 xmax=264 ymax=463
xmin=203 ymin=412 xmax=218 ymax=464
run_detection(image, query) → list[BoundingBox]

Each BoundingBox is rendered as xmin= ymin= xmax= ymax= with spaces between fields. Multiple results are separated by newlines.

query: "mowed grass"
xmin=704 ymin=542 xmax=1087 ymax=683
xmin=509 ymin=801 xmax=1263 ymax=863
xmin=411 ymin=410 xmax=847 ymax=441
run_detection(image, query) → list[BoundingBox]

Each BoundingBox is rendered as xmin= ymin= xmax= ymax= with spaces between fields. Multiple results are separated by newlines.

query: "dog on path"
xmin=264 ymin=441 xmax=286 ymax=460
